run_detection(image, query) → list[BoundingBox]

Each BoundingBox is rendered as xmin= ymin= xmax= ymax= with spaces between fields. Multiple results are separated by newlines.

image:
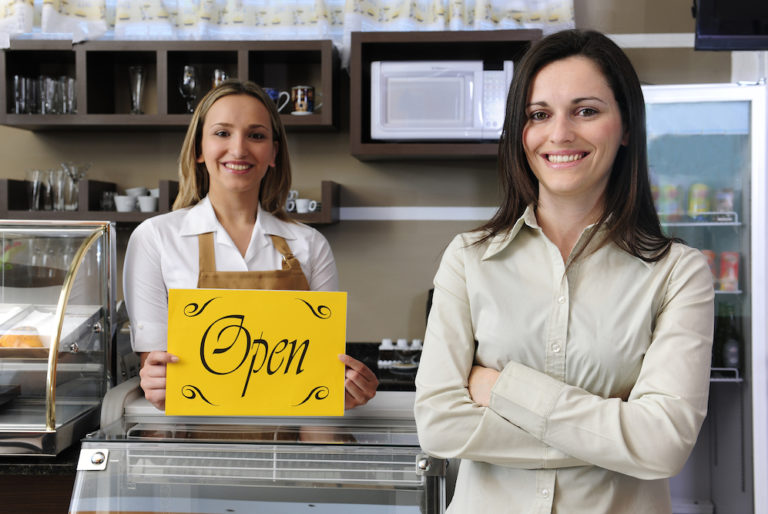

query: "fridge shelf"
xmin=715 ymin=290 xmax=743 ymax=295
xmin=710 ymin=367 xmax=742 ymax=383
xmin=660 ymin=212 xmax=741 ymax=227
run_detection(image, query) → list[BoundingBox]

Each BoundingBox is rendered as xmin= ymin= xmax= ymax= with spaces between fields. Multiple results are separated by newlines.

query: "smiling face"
xmin=196 ymin=93 xmax=278 ymax=203
xmin=523 ymin=55 xmax=627 ymax=209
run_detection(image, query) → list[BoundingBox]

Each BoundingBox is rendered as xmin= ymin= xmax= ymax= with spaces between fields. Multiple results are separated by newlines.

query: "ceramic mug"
xmin=295 ymin=198 xmax=317 ymax=213
xmin=286 ymin=199 xmax=296 ymax=212
xmin=114 ymin=195 xmax=137 ymax=212
xmin=137 ymin=195 xmax=158 ymax=212
xmin=263 ymin=87 xmax=290 ymax=113
xmin=291 ymin=85 xmax=316 ymax=115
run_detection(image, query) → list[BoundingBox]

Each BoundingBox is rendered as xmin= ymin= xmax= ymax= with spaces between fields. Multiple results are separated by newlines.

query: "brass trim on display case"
xmin=44 ymin=226 xmax=106 ymax=431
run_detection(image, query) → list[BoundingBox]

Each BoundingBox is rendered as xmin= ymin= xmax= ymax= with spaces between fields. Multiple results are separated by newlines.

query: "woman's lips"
xmin=545 ymin=152 xmax=587 ymax=164
xmin=223 ymin=162 xmax=251 ymax=172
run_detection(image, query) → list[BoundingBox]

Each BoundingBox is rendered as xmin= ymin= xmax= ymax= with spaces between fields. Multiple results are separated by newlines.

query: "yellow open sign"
xmin=165 ymin=289 xmax=347 ymax=416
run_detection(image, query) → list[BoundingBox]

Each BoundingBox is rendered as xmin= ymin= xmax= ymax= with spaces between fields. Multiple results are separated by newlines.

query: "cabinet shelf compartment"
xmin=290 ymin=181 xmax=339 ymax=225
xmin=85 ymin=49 xmax=157 ymax=115
xmin=3 ymin=47 xmax=76 ymax=115
xmin=167 ymin=50 xmax=239 ymax=114
xmin=349 ymin=29 xmax=541 ymax=160
xmin=248 ymin=40 xmax=338 ymax=130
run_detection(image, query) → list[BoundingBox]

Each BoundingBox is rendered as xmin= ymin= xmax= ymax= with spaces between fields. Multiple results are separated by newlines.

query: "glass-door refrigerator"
xmin=643 ymin=83 xmax=767 ymax=514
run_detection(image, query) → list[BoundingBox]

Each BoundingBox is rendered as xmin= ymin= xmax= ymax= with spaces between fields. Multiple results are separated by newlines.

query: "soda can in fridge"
xmin=719 ymin=251 xmax=740 ymax=292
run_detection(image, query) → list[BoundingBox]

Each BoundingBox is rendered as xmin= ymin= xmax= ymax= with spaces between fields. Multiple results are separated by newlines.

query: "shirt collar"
xmin=481 ymin=205 xmax=625 ymax=264
xmin=178 ymin=196 xmax=297 ymax=242
xmin=481 ymin=205 xmax=538 ymax=260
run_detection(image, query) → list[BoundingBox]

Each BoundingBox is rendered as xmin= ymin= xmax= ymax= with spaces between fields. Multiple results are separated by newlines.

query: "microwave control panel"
xmin=481 ymin=61 xmax=515 ymax=136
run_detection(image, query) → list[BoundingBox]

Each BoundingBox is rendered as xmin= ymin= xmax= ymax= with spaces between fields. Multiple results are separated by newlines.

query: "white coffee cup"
xmin=286 ymin=199 xmax=296 ymax=212
xmin=125 ymin=186 xmax=148 ymax=197
xmin=288 ymin=189 xmax=299 ymax=200
xmin=114 ymin=195 xmax=137 ymax=212
xmin=137 ymin=195 xmax=158 ymax=212
xmin=295 ymin=198 xmax=317 ymax=213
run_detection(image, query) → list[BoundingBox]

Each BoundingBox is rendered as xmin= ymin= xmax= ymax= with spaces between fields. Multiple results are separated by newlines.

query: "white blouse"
xmin=123 ymin=197 xmax=338 ymax=352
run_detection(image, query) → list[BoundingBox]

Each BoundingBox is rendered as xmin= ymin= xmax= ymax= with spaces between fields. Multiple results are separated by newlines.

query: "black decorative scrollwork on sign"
xmin=181 ymin=385 xmax=217 ymax=406
xmin=296 ymin=298 xmax=332 ymax=319
xmin=294 ymin=385 xmax=330 ymax=406
xmin=184 ymin=297 xmax=220 ymax=317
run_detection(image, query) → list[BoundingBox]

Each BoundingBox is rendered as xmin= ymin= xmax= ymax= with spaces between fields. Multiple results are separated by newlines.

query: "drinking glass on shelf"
xmin=129 ymin=66 xmax=145 ymax=114
xmin=41 ymin=169 xmax=53 ymax=211
xmin=213 ymin=68 xmax=228 ymax=88
xmin=179 ymin=65 xmax=199 ymax=113
xmin=26 ymin=169 xmax=42 ymax=211
xmin=13 ymin=75 xmax=26 ymax=114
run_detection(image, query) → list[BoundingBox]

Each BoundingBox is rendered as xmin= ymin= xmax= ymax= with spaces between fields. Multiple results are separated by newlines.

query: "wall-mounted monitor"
xmin=694 ymin=0 xmax=768 ymax=51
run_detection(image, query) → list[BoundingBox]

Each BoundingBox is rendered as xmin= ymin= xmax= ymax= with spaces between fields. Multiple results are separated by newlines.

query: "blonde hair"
xmin=173 ymin=79 xmax=292 ymax=221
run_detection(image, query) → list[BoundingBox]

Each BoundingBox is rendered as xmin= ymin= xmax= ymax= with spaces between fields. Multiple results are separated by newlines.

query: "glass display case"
xmin=0 ymin=220 xmax=117 ymax=456
xmin=70 ymin=385 xmax=445 ymax=513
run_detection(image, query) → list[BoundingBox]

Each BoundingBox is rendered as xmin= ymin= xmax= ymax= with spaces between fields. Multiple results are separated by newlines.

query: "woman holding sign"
xmin=124 ymin=79 xmax=378 ymax=411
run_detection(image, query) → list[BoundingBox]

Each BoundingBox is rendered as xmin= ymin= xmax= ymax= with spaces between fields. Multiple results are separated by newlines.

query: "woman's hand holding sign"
xmin=140 ymin=351 xmax=179 ymax=410
xmin=140 ymin=351 xmax=378 ymax=412
xmin=340 ymin=354 xmax=379 ymax=409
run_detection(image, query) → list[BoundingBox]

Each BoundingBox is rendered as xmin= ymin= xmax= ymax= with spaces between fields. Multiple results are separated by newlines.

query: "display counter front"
xmin=70 ymin=380 xmax=444 ymax=513
xmin=0 ymin=220 xmax=117 ymax=456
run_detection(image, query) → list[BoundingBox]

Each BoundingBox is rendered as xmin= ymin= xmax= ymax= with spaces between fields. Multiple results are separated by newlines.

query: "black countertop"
xmin=0 ymin=441 xmax=80 ymax=475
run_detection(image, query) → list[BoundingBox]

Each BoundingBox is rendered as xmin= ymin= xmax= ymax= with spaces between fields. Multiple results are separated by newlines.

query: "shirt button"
xmin=551 ymin=342 xmax=561 ymax=353
xmin=541 ymin=488 xmax=550 ymax=497
xmin=557 ymin=296 xmax=566 ymax=304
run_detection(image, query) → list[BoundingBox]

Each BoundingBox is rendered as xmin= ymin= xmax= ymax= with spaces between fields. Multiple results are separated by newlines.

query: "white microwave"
xmin=370 ymin=60 xmax=514 ymax=141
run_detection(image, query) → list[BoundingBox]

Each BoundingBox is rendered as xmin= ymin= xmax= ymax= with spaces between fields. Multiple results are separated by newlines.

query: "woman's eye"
xmin=577 ymin=107 xmax=598 ymax=117
xmin=249 ymin=132 xmax=266 ymax=140
xmin=214 ymin=130 xmax=229 ymax=137
xmin=528 ymin=111 xmax=548 ymax=121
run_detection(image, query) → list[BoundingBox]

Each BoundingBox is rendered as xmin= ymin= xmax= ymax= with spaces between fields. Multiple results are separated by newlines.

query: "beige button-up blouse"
xmin=414 ymin=206 xmax=715 ymax=513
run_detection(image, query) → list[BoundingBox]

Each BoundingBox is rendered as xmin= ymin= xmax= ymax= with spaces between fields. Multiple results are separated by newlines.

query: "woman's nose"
xmin=229 ymin=136 xmax=247 ymax=157
xmin=549 ymin=115 xmax=575 ymax=144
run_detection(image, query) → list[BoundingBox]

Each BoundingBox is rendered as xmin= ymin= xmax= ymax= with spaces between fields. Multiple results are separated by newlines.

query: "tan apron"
xmin=196 ymin=232 xmax=309 ymax=291
xmin=194 ymin=231 xmax=309 ymax=442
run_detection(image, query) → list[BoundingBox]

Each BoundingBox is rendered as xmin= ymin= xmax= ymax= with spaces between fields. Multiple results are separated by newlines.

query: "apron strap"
xmin=198 ymin=232 xmax=216 ymax=272
xmin=269 ymin=234 xmax=301 ymax=271
xmin=269 ymin=234 xmax=294 ymax=259
xmin=199 ymin=233 xmax=299 ymax=272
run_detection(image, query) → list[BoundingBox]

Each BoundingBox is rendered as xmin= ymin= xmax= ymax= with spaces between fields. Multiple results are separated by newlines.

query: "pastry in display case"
xmin=0 ymin=220 xmax=117 ymax=456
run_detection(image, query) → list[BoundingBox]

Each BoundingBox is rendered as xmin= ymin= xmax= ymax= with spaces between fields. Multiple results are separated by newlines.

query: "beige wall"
xmin=1 ymin=1 xmax=739 ymax=341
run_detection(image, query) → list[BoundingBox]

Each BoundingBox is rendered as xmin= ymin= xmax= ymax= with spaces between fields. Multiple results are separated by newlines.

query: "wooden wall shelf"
xmin=0 ymin=179 xmax=338 ymax=226
xmin=0 ymin=40 xmax=339 ymax=131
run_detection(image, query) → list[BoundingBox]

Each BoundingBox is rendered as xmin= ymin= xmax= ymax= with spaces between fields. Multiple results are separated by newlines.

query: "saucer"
xmin=290 ymin=111 xmax=313 ymax=116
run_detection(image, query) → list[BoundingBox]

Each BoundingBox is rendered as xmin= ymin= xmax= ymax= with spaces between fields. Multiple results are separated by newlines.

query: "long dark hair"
xmin=476 ymin=29 xmax=676 ymax=262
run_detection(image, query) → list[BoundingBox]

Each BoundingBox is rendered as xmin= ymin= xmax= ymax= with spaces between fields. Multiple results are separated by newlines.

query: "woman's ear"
xmin=621 ymin=129 xmax=629 ymax=146
xmin=196 ymin=152 xmax=205 ymax=163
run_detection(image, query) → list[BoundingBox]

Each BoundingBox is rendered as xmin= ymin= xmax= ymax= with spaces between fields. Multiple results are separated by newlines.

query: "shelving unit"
xmin=0 ymin=40 xmax=339 ymax=130
xmin=0 ymin=179 xmax=339 ymax=226
xmin=348 ymin=29 xmax=541 ymax=160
